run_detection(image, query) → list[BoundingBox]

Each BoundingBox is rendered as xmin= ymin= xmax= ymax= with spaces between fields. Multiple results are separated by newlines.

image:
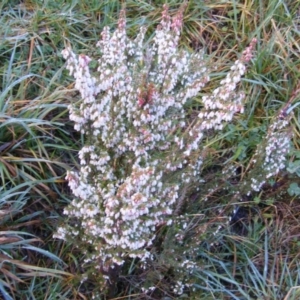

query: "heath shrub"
xmin=55 ymin=5 xmax=291 ymax=291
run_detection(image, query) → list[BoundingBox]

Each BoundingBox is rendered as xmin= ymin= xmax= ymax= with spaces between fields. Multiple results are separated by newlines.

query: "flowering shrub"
xmin=53 ymin=5 xmax=291 ymax=289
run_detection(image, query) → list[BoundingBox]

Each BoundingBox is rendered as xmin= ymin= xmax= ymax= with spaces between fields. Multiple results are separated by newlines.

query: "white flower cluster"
xmin=56 ymin=6 xmax=255 ymax=272
xmin=185 ymin=38 xmax=257 ymax=157
xmin=248 ymin=115 xmax=291 ymax=193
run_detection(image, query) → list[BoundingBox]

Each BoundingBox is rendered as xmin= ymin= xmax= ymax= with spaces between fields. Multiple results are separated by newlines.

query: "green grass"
xmin=0 ymin=0 xmax=299 ymax=299
xmin=190 ymin=201 xmax=300 ymax=299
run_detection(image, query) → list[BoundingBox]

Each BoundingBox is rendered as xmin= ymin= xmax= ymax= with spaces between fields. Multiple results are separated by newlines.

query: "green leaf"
xmin=287 ymin=182 xmax=300 ymax=196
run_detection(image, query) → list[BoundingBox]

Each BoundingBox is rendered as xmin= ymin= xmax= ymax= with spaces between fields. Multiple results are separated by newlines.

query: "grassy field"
xmin=0 ymin=0 xmax=300 ymax=299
